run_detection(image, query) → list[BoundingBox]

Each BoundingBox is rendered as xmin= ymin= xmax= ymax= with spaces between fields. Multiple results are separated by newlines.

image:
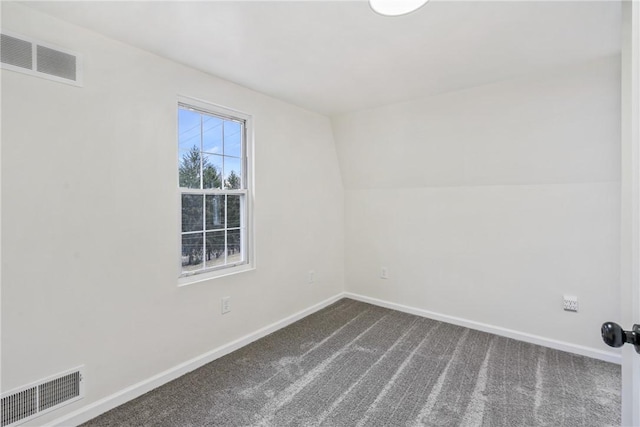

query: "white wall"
xmin=333 ymin=56 xmax=621 ymax=352
xmin=0 ymin=1 xmax=624 ymax=424
xmin=1 ymin=2 xmax=344 ymax=424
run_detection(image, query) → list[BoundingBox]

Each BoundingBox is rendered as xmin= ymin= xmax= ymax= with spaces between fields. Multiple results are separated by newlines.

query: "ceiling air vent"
xmin=1 ymin=367 xmax=84 ymax=427
xmin=1 ymin=30 xmax=82 ymax=86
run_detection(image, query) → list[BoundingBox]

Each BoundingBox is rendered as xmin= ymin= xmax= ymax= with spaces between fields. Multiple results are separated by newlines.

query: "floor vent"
xmin=1 ymin=367 xmax=84 ymax=427
xmin=1 ymin=30 xmax=82 ymax=86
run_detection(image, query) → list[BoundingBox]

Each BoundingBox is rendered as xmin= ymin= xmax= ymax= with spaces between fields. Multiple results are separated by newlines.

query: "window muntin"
xmin=178 ymin=102 xmax=248 ymax=277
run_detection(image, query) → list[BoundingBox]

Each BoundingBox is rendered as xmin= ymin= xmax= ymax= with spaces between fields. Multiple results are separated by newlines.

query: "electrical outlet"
xmin=381 ymin=267 xmax=389 ymax=279
xmin=308 ymin=270 xmax=315 ymax=284
xmin=563 ymin=295 xmax=578 ymax=312
xmin=221 ymin=296 xmax=231 ymax=314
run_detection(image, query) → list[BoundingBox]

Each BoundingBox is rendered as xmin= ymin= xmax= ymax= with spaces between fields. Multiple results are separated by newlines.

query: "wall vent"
xmin=1 ymin=367 xmax=84 ymax=427
xmin=1 ymin=31 xmax=82 ymax=86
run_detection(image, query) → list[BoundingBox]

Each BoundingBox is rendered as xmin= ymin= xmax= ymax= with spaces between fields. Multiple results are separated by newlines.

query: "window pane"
xmin=182 ymin=233 xmax=204 ymax=272
xmin=182 ymin=194 xmax=203 ymax=232
xmin=203 ymin=153 xmax=223 ymax=189
xmin=205 ymin=231 xmax=225 ymax=268
xmin=224 ymin=121 xmax=242 ymax=158
xmin=178 ymin=147 xmax=202 ymax=189
xmin=227 ymin=229 xmax=242 ymax=264
xmin=206 ymin=195 xmax=225 ymax=230
xmin=224 ymin=157 xmax=242 ymax=189
xmin=178 ymin=103 xmax=250 ymax=277
xmin=203 ymin=116 xmax=223 ymax=154
xmin=227 ymin=195 xmax=241 ymax=228
xmin=178 ymin=109 xmax=202 ymax=153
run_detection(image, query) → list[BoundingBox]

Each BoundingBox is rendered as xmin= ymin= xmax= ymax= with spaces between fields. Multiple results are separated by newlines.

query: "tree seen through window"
xmin=178 ymin=104 xmax=246 ymax=276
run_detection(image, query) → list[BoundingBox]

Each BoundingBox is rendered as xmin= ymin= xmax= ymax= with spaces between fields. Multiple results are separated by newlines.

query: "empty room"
xmin=2 ymin=0 xmax=639 ymax=426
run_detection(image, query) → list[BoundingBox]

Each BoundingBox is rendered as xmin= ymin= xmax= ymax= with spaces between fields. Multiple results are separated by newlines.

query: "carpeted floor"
xmin=82 ymin=298 xmax=621 ymax=426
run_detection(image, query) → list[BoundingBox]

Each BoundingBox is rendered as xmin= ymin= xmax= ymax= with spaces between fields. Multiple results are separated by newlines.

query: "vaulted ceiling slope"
xmin=25 ymin=1 xmax=621 ymax=116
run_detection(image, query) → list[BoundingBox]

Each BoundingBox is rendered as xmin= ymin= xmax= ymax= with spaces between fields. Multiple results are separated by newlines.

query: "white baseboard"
xmin=47 ymin=293 xmax=344 ymax=427
xmin=48 ymin=290 xmax=620 ymax=426
xmin=343 ymin=292 xmax=621 ymax=365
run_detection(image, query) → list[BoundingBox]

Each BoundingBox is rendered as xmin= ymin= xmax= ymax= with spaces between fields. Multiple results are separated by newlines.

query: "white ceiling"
xmin=25 ymin=1 xmax=621 ymax=116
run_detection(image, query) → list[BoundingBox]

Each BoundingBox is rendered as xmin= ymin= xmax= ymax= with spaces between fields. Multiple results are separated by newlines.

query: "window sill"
xmin=178 ymin=263 xmax=255 ymax=287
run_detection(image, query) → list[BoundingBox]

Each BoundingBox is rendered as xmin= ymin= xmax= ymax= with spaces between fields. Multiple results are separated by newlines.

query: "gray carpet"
xmin=81 ymin=299 xmax=621 ymax=426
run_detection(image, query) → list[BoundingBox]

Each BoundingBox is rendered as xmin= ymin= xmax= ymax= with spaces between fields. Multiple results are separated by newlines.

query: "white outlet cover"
xmin=563 ymin=295 xmax=578 ymax=312
xmin=221 ymin=296 xmax=231 ymax=314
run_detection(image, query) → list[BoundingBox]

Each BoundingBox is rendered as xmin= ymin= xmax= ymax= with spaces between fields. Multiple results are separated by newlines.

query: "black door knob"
xmin=601 ymin=322 xmax=626 ymax=347
xmin=601 ymin=322 xmax=640 ymax=354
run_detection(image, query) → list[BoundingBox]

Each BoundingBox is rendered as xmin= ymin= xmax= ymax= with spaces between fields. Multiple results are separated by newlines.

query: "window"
xmin=178 ymin=99 xmax=252 ymax=281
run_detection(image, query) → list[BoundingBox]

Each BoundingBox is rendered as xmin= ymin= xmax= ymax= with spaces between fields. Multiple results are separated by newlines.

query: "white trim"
xmin=45 ymin=294 xmax=343 ymax=427
xmin=46 ymin=291 xmax=621 ymax=426
xmin=176 ymin=96 xmax=255 ymax=284
xmin=177 ymin=262 xmax=255 ymax=287
xmin=620 ymin=1 xmax=640 ymax=425
xmin=344 ymin=292 xmax=621 ymax=364
xmin=177 ymin=96 xmax=252 ymax=123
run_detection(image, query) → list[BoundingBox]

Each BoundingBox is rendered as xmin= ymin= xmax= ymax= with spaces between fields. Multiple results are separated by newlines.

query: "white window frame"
xmin=177 ymin=96 xmax=255 ymax=286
